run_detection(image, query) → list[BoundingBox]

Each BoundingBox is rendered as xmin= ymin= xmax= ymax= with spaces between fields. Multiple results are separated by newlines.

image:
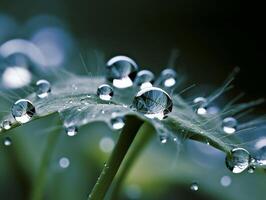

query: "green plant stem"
xmin=110 ymin=122 xmax=155 ymax=200
xmin=30 ymin=126 xmax=61 ymax=200
xmin=88 ymin=116 xmax=143 ymax=200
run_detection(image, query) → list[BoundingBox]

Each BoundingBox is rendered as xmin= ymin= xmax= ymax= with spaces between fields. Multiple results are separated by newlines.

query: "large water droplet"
xmin=222 ymin=117 xmax=237 ymax=134
xmin=2 ymin=120 xmax=11 ymax=130
xmin=11 ymin=99 xmax=36 ymax=123
xmin=106 ymin=55 xmax=138 ymax=88
xmin=97 ymin=84 xmax=114 ymax=101
xmin=134 ymin=70 xmax=154 ymax=89
xmin=3 ymin=137 xmax=12 ymax=146
xmin=111 ymin=114 xmax=125 ymax=130
xmin=159 ymin=68 xmax=177 ymax=88
xmin=36 ymin=79 xmax=51 ymax=98
xmin=132 ymin=87 xmax=173 ymax=120
xmin=65 ymin=126 xmax=78 ymax=137
xmin=193 ymin=97 xmax=207 ymax=115
xmin=190 ymin=182 xmax=199 ymax=191
xmin=59 ymin=157 xmax=70 ymax=168
xmin=225 ymin=148 xmax=251 ymax=173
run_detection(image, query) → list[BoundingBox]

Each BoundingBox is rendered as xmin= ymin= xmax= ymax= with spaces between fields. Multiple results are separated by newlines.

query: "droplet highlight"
xmin=59 ymin=157 xmax=70 ymax=168
xmin=97 ymin=84 xmax=114 ymax=101
xmin=159 ymin=68 xmax=177 ymax=88
xmin=111 ymin=114 xmax=125 ymax=130
xmin=3 ymin=137 xmax=12 ymax=146
xmin=134 ymin=70 xmax=154 ymax=89
xmin=11 ymin=99 xmax=36 ymax=123
xmin=222 ymin=117 xmax=237 ymax=134
xmin=190 ymin=182 xmax=199 ymax=191
xmin=36 ymin=79 xmax=51 ymax=98
xmin=193 ymin=97 xmax=207 ymax=115
xmin=65 ymin=126 xmax=78 ymax=137
xmin=2 ymin=120 xmax=11 ymax=130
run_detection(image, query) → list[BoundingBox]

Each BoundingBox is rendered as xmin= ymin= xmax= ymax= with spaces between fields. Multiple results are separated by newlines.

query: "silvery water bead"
xmin=190 ymin=182 xmax=199 ymax=191
xmin=134 ymin=70 xmax=155 ymax=89
xmin=4 ymin=137 xmax=12 ymax=146
xmin=132 ymin=87 xmax=173 ymax=120
xmin=97 ymin=84 xmax=114 ymax=101
xmin=225 ymin=148 xmax=251 ymax=173
xmin=222 ymin=117 xmax=238 ymax=134
xmin=106 ymin=55 xmax=138 ymax=88
xmin=159 ymin=68 xmax=177 ymax=88
xmin=36 ymin=79 xmax=51 ymax=98
xmin=193 ymin=97 xmax=207 ymax=115
xmin=111 ymin=114 xmax=125 ymax=130
xmin=65 ymin=126 xmax=78 ymax=137
xmin=11 ymin=99 xmax=36 ymax=123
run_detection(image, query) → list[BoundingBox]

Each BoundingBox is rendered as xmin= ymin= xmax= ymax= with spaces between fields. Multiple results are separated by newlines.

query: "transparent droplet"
xmin=193 ymin=97 xmax=207 ymax=115
xmin=222 ymin=117 xmax=237 ymax=134
xmin=225 ymin=148 xmax=251 ymax=173
xmin=3 ymin=137 xmax=12 ymax=146
xmin=159 ymin=135 xmax=168 ymax=144
xmin=134 ymin=70 xmax=154 ymax=89
xmin=159 ymin=68 xmax=177 ymax=88
xmin=190 ymin=182 xmax=199 ymax=191
xmin=106 ymin=55 xmax=138 ymax=88
xmin=220 ymin=176 xmax=231 ymax=187
xmin=59 ymin=157 xmax=70 ymax=168
xmin=36 ymin=79 xmax=51 ymax=98
xmin=132 ymin=87 xmax=173 ymax=120
xmin=65 ymin=126 xmax=78 ymax=137
xmin=2 ymin=120 xmax=11 ymax=130
xmin=11 ymin=99 xmax=36 ymax=123
xmin=97 ymin=84 xmax=114 ymax=101
xmin=111 ymin=115 xmax=125 ymax=130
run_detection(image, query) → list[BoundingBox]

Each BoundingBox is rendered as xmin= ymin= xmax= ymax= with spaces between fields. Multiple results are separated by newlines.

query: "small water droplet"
xmin=106 ymin=55 xmax=138 ymax=88
xmin=159 ymin=68 xmax=177 ymax=88
xmin=220 ymin=176 xmax=231 ymax=187
xmin=190 ymin=182 xmax=199 ymax=191
xmin=2 ymin=120 xmax=11 ymax=130
xmin=225 ymin=148 xmax=251 ymax=173
xmin=3 ymin=137 xmax=12 ymax=146
xmin=36 ymin=79 xmax=51 ymax=98
xmin=159 ymin=135 xmax=168 ymax=144
xmin=97 ymin=84 xmax=114 ymax=101
xmin=111 ymin=115 xmax=125 ymax=130
xmin=11 ymin=99 xmax=36 ymax=123
xmin=222 ymin=117 xmax=237 ymax=134
xmin=193 ymin=97 xmax=207 ymax=115
xmin=65 ymin=126 xmax=78 ymax=137
xmin=134 ymin=70 xmax=154 ymax=89
xmin=59 ymin=157 xmax=70 ymax=168
xmin=247 ymin=165 xmax=255 ymax=173
xmin=132 ymin=87 xmax=173 ymax=120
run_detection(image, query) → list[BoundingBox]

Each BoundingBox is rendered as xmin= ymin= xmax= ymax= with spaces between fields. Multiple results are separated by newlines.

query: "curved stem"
xmin=110 ymin=122 xmax=155 ymax=200
xmin=30 ymin=126 xmax=61 ymax=200
xmin=88 ymin=116 xmax=143 ymax=200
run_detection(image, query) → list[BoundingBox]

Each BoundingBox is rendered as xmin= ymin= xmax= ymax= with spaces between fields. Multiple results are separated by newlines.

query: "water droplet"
xmin=254 ymin=146 xmax=266 ymax=166
xmin=59 ymin=157 xmax=70 ymax=168
xmin=36 ymin=79 xmax=51 ymax=98
xmin=247 ymin=165 xmax=255 ymax=173
xmin=222 ymin=117 xmax=237 ymax=134
xmin=65 ymin=126 xmax=78 ymax=137
xmin=97 ymin=84 xmax=114 ymax=101
xmin=111 ymin=115 xmax=125 ymax=130
xmin=134 ymin=70 xmax=154 ymax=89
xmin=220 ymin=176 xmax=231 ymax=187
xmin=106 ymin=55 xmax=138 ymax=88
xmin=11 ymin=99 xmax=36 ymax=123
xmin=159 ymin=135 xmax=168 ymax=144
xmin=132 ymin=87 xmax=173 ymax=120
xmin=225 ymin=148 xmax=251 ymax=173
xmin=190 ymin=182 xmax=199 ymax=191
xmin=3 ymin=137 xmax=12 ymax=146
xmin=193 ymin=97 xmax=207 ymax=115
xmin=99 ymin=137 xmax=115 ymax=153
xmin=159 ymin=68 xmax=177 ymax=88
xmin=2 ymin=120 xmax=11 ymax=130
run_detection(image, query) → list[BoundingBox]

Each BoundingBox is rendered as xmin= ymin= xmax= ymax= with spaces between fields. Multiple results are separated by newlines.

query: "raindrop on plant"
xmin=158 ymin=68 xmax=177 ymax=88
xmin=59 ymin=157 xmax=70 ymax=169
xmin=132 ymin=87 xmax=173 ymax=120
xmin=222 ymin=117 xmax=237 ymax=134
xmin=134 ymin=70 xmax=154 ymax=89
xmin=97 ymin=84 xmax=114 ymax=101
xmin=3 ymin=137 xmax=12 ymax=146
xmin=193 ymin=97 xmax=207 ymax=115
xmin=36 ymin=79 xmax=51 ymax=98
xmin=111 ymin=114 xmax=125 ymax=130
xmin=2 ymin=120 xmax=11 ymax=130
xmin=65 ymin=126 xmax=78 ymax=137
xmin=106 ymin=55 xmax=138 ymax=88
xmin=11 ymin=99 xmax=36 ymax=123
xmin=190 ymin=182 xmax=199 ymax=191
xmin=225 ymin=148 xmax=251 ymax=173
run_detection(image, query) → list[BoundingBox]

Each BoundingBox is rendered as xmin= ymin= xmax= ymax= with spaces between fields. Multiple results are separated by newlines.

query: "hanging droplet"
xmin=11 ymin=99 xmax=36 ymax=123
xmin=36 ymin=79 xmax=51 ymax=98
xmin=134 ymin=70 xmax=154 ymax=89
xmin=59 ymin=157 xmax=70 ymax=169
xmin=97 ymin=84 xmax=114 ymax=101
xmin=111 ymin=114 xmax=125 ymax=130
xmin=159 ymin=135 xmax=168 ymax=144
xmin=225 ymin=148 xmax=251 ymax=173
xmin=2 ymin=120 xmax=11 ymax=130
xmin=159 ymin=68 xmax=177 ymax=88
xmin=106 ymin=55 xmax=138 ymax=88
xmin=190 ymin=182 xmax=199 ymax=191
xmin=65 ymin=126 xmax=78 ymax=137
xmin=222 ymin=117 xmax=237 ymax=134
xmin=3 ymin=137 xmax=12 ymax=146
xmin=132 ymin=87 xmax=173 ymax=120
xmin=193 ymin=97 xmax=207 ymax=115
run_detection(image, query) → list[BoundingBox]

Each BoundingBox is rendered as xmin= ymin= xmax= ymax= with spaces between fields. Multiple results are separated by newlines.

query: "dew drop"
xmin=2 ymin=120 xmax=11 ymax=130
xmin=11 ymin=99 xmax=36 ymax=123
xmin=222 ymin=117 xmax=237 ymax=134
xmin=111 ymin=115 xmax=125 ymax=130
xmin=193 ymin=97 xmax=207 ymax=115
xmin=106 ymin=55 xmax=138 ymax=88
xmin=97 ymin=84 xmax=114 ymax=101
xmin=132 ymin=87 xmax=173 ymax=120
xmin=134 ymin=70 xmax=154 ymax=89
xmin=3 ymin=137 xmax=12 ymax=146
xmin=190 ymin=182 xmax=199 ymax=191
xmin=159 ymin=135 xmax=168 ymax=144
xmin=220 ymin=176 xmax=231 ymax=187
xmin=225 ymin=148 xmax=251 ymax=173
xmin=65 ymin=126 xmax=78 ymax=137
xmin=59 ymin=157 xmax=70 ymax=168
xmin=36 ymin=79 xmax=51 ymax=98
xmin=159 ymin=68 xmax=177 ymax=88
